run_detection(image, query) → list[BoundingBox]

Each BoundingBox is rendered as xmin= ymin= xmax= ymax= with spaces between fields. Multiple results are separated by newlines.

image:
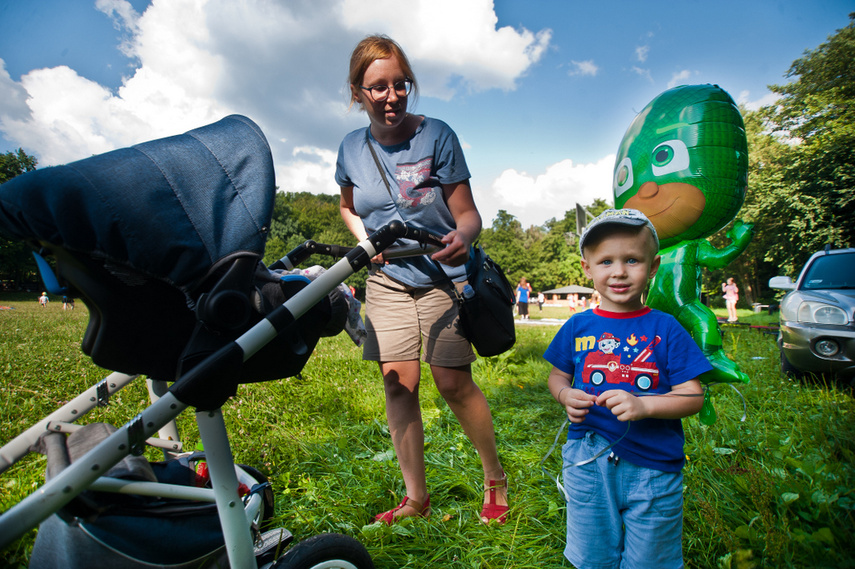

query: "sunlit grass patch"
xmin=1 ymin=295 xmax=853 ymax=568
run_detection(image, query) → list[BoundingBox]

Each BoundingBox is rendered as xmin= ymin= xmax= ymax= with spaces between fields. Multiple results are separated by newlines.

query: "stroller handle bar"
xmin=269 ymin=220 xmax=445 ymax=270
xmin=166 ymin=220 xmax=442 ymax=410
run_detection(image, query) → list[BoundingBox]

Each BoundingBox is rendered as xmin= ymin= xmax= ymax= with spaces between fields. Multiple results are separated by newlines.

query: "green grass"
xmin=1 ymin=293 xmax=853 ymax=568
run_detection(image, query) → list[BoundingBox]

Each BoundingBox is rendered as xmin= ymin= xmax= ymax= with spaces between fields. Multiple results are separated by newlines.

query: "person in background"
xmin=544 ymin=209 xmax=709 ymax=568
xmin=38 ymin=292 xmax=49 ymax=307
xmin=516 ymin=277 xmax=532 ymax=320
xmin=537 ymin=291 xmax=545 ymax=311
xmin=722 ymin=277 xmax=739 ymax=322
xmin=335 ymin=35 xmax=508 ymax=525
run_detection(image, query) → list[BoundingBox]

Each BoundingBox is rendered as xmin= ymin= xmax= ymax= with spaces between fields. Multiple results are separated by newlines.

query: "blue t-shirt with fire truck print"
xmin=544 ymin=306 xmax=712 ymax=472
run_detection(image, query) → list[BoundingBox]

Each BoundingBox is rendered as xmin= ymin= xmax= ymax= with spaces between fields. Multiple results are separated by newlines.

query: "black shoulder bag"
xmin=366 ymin=131 xmax=516 ymax=357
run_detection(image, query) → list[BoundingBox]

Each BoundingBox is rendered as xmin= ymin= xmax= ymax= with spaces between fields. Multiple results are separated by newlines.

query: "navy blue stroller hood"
xmin=0 ymin=115 xmax=334 ymax=383
xmin=0 ymin=114 xmax=275 ymax=294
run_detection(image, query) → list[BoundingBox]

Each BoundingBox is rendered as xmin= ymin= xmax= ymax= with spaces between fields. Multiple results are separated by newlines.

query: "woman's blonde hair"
xmin=347 ymin=35 xmax=418 ymax=110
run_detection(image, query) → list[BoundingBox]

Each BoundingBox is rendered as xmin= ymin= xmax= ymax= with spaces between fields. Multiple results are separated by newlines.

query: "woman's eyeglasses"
xmin=360 ymin=79 xmax=413 ymax=101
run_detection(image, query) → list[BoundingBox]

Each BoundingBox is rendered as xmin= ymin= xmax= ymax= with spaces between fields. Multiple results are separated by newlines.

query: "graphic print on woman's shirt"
xmin=395 ymin=157 xmax=437 ymax=208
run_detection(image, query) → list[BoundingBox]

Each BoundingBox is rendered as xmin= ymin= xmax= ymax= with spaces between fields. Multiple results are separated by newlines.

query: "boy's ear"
xmin=649 ymin=254 xmax=661 ymax=279
xmin=581 ymin=257 xmax=592 ymax=279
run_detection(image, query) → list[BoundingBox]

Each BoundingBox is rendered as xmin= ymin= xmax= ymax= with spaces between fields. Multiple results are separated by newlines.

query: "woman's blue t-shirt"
xmin=335 ymin=117 xmax=470 ymax=287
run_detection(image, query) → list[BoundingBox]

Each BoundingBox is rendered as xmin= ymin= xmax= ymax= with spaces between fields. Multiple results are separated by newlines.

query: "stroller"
xmin=0 ymin=115 xmax=444 ymax=568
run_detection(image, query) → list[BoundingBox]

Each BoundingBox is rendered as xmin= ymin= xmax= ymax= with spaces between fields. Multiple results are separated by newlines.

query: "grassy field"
xmin=1 ymin=293 xmax=853 ymax=568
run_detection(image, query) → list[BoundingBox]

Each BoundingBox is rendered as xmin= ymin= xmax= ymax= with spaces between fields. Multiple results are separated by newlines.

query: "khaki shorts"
xmin=363 ymin=270 xmax=475 ymax=367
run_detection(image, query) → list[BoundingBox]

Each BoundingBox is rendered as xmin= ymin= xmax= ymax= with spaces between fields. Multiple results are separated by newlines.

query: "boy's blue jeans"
xmin=562 ymin=431 xmax=684 ymax=569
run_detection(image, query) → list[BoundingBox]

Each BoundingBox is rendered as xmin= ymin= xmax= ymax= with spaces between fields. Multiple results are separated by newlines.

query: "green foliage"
xmin=0 ymin=150 xmax=39 ymax=289
xmin=2 ymin=297 xmax=853 ymax=568
xmin=0 ymin=149 xmax=37 ymax=184
xmin=479 ymin=207 xmax=595 ymax=294
xmin=704 ymin=16 xmax=855 ymax=302
xmin=752 ymin=14 xmax=855 ymax=273
xmin=263 ymin=191 xmax=366 ymax=291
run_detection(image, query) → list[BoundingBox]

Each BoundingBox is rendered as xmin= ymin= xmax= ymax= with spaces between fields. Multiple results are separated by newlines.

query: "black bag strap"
xmin=365 ymin=129 xmax=399 ymax=208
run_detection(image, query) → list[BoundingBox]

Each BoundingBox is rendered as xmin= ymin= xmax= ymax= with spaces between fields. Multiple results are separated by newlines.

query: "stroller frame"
xmin=0 ymin=114 xmax=445 ymax=568
xmin=1 ymin=219 xmax=441 ymax=568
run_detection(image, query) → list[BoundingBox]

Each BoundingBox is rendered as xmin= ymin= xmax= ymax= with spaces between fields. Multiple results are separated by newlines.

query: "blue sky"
xmin=0 ymin=0 xmax=850 ymax=228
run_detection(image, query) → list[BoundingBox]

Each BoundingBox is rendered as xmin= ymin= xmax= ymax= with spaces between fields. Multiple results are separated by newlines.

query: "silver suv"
xmin=769 ymin=247 xmax=855 ymax=383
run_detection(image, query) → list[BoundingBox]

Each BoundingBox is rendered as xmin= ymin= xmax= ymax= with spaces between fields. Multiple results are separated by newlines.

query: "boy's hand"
xmin=597 ymin=379 xmax=704 ymax=421
xmin=597 ymin=390 xmax=648 ymax=422
xmin=562 ymin=388 xmax=598 ymax=423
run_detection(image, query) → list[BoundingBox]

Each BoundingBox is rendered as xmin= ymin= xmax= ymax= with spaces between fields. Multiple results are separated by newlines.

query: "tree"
xmin=703 ymin=15 xmax=855 ymax=307
xmin=0 ymin=149 xmax=39 ymax=289
xmin=0 ymin=149 xmax=37 ymax=184
xmin=263 ymin=191 xmax=364 ymax=291
xmin=758 ymin=13 xmax=855 ymax=271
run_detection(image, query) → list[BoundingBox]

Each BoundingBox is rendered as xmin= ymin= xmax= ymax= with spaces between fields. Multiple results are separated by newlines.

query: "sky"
xmin=0 ymin=0 xmax=851 ymax=229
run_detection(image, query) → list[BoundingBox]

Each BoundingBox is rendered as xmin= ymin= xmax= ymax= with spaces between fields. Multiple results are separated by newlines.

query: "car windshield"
xmin=801 ymin=252 xmax=855 ymax=290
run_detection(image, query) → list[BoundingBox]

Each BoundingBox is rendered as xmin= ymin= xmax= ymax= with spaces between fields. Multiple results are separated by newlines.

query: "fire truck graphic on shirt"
xmin=581 ymin=333 xmax=662 ymax=391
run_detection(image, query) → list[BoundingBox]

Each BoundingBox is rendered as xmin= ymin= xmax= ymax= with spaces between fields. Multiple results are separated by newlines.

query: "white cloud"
xmin=276 ymin=145 xmax=338 ymax=195
xmin=737 ymin=89 xmax=779 ymax=111
xmin=484 ymin=155 xmax=615 ymax=228
xmin=667 ymin=70 xmax=694 ymax=89
xmin=0 ymin=0 xmax=550 ymax=198
xmin=341 ymin=0 xmax=551 ymax=98
xmin=0 ymin=60 xmax=29 ymax=118
xmin=631 ymin=66 xmax=653 ymax=83
xmin=569 ymin=60 xmax=598 ymax=77
xmin=95 ymin=0 xmax=141 ymax=58
xmin=635 ymin=45 xmax=649 ymax=63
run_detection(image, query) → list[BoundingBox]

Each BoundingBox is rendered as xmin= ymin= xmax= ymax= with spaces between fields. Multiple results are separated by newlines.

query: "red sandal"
xmin=374 ymin=495 xmax=430 ymax=525
xmin=480 ymin=472 xmax=509 ymax=524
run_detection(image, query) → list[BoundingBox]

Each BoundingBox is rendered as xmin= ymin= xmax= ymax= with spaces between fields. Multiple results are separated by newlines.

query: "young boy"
xmin=544 ymin=208 xmax=711 ymax=568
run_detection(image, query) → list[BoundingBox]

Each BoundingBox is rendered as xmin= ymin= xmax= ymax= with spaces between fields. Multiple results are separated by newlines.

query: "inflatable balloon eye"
xmin=611 ymin=85 xmax=754 ymax=414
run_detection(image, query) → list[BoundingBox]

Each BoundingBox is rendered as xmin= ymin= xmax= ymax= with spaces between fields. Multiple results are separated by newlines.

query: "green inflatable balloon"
xmin=612 ymin=84 xmax=752 ymax=388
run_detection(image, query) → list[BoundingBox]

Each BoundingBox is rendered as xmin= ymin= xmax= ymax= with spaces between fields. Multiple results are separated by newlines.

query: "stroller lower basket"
xmin=29 ymin=423 xmax=274 ymax=569
xmin=31 ymin=506 xmax=228 ymax=569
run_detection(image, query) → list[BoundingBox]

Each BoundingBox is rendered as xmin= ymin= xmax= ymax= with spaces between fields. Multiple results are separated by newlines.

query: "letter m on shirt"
xmin=576 ymin=336 xmax=596 ymax=352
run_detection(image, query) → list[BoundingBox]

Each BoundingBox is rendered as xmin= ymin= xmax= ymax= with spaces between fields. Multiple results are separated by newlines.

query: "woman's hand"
xmin=430 ymin=180 xmax=481 ymax=267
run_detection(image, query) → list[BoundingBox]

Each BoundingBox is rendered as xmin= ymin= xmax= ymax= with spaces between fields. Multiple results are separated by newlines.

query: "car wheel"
xmin=780 ymin=350 xmax=804 ymax=379
xmin=590 ymin=371 xmax=605 ymax=386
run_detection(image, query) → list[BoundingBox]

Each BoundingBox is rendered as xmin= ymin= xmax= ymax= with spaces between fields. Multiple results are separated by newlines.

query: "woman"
xmin=723 ymin=277 xmax=739 ymax=322
xmin=335 ymin=35 xmax=508 ymax=524
xmin=516 ymin=277 xmax=532 ymax=320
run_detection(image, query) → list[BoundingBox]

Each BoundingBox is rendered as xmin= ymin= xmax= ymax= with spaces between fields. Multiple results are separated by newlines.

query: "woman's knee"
xmin=433 ymin=369 xmax=477 ymax=402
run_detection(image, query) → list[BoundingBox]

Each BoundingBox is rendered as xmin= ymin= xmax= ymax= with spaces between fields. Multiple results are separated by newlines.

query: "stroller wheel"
xmin=272 ymin=532 xmax=374 ymax=569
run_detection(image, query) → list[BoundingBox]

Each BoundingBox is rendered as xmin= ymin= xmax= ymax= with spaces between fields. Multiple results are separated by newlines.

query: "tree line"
xmin=1 ymin=15 xmax=853 ymax=307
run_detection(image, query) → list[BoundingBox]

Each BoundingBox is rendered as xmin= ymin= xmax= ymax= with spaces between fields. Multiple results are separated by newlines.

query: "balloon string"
xmin=539 ymin=387 xmax=740 ymax=503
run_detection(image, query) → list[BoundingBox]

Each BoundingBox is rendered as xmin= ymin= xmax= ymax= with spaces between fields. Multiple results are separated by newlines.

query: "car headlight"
xmin=796 ymin=301 xmax=849 ymax=325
